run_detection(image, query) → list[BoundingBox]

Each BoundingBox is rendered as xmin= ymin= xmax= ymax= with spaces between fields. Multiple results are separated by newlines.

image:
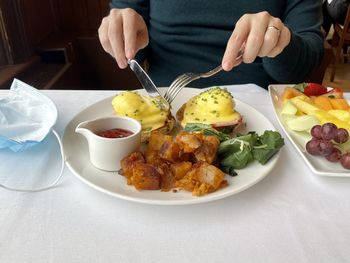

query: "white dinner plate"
xmin=269 ymin=84 xmax=350 ymax=177
xmin=63 ymin=87 xmax=280 ymax=205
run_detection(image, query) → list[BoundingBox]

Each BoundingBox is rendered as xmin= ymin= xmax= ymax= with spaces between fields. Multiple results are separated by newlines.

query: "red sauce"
xmin=96 ymin=128 xmax=133 ymax=138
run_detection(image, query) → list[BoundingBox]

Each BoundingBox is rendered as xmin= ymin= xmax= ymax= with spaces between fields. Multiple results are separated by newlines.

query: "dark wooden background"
xmin=0 ymin=0 xmax=140 ymax=90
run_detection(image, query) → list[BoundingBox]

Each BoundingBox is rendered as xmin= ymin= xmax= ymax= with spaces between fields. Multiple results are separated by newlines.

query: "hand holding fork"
xmin=163 ymin=50 xmax=243 ymax=104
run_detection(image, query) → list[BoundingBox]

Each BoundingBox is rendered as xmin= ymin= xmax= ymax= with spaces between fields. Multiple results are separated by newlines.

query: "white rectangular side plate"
xmin=268 ymin=84 xmax=350 ymax=177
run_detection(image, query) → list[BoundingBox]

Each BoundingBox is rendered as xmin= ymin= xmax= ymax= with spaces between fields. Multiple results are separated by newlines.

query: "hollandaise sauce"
xmin=112 ymin=91 xmax=168 ymax=132
xmin=181 ymin=87 xmax=240 ymax=127
xmin=96 ymin=128 xmax=133 ymax=139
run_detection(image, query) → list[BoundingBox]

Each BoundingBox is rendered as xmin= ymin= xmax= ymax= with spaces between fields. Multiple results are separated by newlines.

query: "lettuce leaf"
xmin=219 ymin=130 xmax=284 ymax=175
xmin=184 ymin=123 xmax=230 ymax=142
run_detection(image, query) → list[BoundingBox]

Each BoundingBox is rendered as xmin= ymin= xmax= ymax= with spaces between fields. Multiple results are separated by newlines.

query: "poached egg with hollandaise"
xmin=112 ymin=91 xmax=175 ymax=142
xmin=176 ymin=87 xmax=242 ymax=129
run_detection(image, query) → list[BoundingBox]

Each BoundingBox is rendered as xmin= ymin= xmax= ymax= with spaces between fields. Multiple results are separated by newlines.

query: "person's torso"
xmin=147 ymin=0 xmax=287 ymax=88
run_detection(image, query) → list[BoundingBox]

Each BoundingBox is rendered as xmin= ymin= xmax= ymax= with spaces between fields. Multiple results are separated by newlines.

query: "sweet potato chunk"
xmin=131 ymin=163 xmax=160 ymax=190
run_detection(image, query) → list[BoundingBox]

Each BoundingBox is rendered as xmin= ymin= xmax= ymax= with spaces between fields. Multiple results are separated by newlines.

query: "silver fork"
xmin=164 ymin=51 xmax=243 ymax=104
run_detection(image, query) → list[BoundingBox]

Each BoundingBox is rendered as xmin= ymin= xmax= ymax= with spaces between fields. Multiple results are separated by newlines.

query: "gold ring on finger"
xmin=267 ymin=25 xmax=281 ymax=36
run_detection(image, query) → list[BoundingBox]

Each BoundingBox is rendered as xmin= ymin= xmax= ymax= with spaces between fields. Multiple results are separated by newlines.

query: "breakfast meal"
xmin=279 ymin=83 xmax=350 ymax=170
xmin=112 ymin=87 xmax=284 ymax=196
xmin=176 ymin=87 xmax=243 ymax=132
xmin=112 ymin=91 xmax=175 ymax=142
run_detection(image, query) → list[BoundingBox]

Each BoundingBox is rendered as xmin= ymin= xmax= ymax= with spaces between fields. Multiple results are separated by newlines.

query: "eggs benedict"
xmin=176 ymin=87 xmax=242 ymax=131
xmin=112 ymin=91 xmax=175 ymax=142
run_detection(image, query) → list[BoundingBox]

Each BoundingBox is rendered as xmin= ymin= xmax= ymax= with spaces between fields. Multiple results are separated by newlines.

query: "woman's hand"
xmin=222 ymin=11 xmax=291 ymax=71
xmin=98 ymin=8 xmax=149 ymax=68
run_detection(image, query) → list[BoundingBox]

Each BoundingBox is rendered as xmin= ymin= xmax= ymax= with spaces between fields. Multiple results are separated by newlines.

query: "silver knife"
xmin=128 ymin=59 xmax=169 ymax=109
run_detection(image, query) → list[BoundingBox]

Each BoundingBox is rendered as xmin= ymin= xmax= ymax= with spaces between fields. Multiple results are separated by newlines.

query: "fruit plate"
xmin=269 ymin=84 xmax=350 ymax=177
xmin=63 ymin=87 xmax=281 ymax=205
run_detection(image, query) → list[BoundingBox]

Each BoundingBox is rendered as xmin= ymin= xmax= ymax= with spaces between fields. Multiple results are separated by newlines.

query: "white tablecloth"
xmin=1 ymin=84 xmax=350 ymax=263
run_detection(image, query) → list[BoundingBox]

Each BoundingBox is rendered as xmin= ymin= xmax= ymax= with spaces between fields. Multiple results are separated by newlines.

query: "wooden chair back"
xmin=330 ymin=4 xmax=350 ymax=81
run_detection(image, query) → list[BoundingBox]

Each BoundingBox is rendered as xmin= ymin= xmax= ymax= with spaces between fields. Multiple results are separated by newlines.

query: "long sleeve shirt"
xmin=111 ymin=0 xmax=324 ymax=89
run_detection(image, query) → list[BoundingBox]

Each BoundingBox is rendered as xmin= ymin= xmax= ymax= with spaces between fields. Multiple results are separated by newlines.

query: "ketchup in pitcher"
xmin=96 ymin=128 xmax=133 ymax=138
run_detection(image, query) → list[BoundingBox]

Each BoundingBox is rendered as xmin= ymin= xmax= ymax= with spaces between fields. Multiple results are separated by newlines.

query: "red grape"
xmin=306 ymin=139 xmax=321 ymax=155
xmin=340 ymin=153 xmax=350 ymax=169
xmin=306 ymin=124 xmax=350 ymax=169
xmin=321 ymin=123 xmax=337 ymax=141
xmin=325 ymin=148 xmax=342 ymax=162
xmin=319 ymin=140 xmax=334 ymax=156
xmin=310 ymin=125 xmax=322 ymax=139
xmin=334 ymin=128 xmax=349 ymax=144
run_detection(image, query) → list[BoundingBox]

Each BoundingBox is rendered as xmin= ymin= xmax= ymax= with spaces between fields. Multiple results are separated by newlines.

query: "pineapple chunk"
xmin=312 ymin=110 xmax=350 ymax=130
xmin=290 ymin=96 xmax=320 ymax=114
xmin=328 ymin=110 xmax=350 ymax=123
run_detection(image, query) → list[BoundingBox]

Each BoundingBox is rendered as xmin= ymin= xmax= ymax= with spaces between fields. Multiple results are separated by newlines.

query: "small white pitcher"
xmin=75 ymin=116 xmax=141 ymax=171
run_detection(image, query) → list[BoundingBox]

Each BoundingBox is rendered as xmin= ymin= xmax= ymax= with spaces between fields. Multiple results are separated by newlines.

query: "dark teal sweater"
xmin=111 ymin=0 xmax=324 ymax=89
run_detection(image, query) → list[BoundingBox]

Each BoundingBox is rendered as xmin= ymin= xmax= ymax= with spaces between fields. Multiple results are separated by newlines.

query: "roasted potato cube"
xmin=175 ymin=162 xmax=226 ymax=196
xmin=170 ymin=162 xmax=192 ymax=180
xmin=194 ymin=135 xmax=219 ymax=164
xmin=157 ymin=163 xmax=176 ymax=192
xmin=131 ymin=163 xmax=160 ymax=190
xmin=175 ymin=131 xmax=201 ymax=153
xmin=194 ymin=141 xmax=218 ymax=164
xmin=148 ymin=131 xmax=172 ymax=151
xmin=144 ymin=147 xmax=168 ymax=166
xmin=175 ymin=167 xmax=198 ymax=192
xmin=178 ymin=152 xmax=192 ymax=162
xmin=203 ymin=135 xmax=220 ymax=148
xmin=120 ymin=152 xmax=145 ymax=179
xmin=196 ymin=162 xmax=224 ymax=190
xmin=159 ymin=141 xmax=181 ymax=163
xmin=175 ymin=131 xmax=219 ymax=164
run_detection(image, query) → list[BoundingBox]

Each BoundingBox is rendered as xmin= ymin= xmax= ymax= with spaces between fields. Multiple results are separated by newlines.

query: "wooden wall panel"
xmin=99 ymin=0 xmax=110 ymax=17
xmin=54 ymin=0 xmax=110 ymax=32
xmin=22 ymin=0 xmax=55 ymax=45
xmin=74 ymin=37 xmax=140 ymax=90
xmin=72 ymin=0 xmax=89 ymax=30
xmin=56 ymin=0 xmax=75 ymax=31
xmin=0 ymin=0 xmax=33 ymax=64
xmin=86 ymin=1 xmax=102 ymax=30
